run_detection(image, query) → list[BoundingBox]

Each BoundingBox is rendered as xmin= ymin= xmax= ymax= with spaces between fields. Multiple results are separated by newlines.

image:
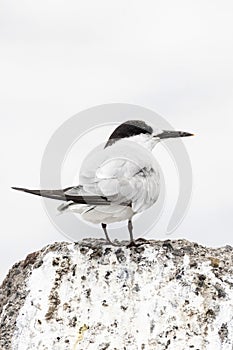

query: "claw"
xmin=126 ymin=237 xmax=150 ymax=248
xmin=126 ymin=240 xmax=137 ymax=248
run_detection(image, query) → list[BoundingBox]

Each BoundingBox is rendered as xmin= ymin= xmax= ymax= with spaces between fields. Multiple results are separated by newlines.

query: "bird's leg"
xmin=128 ymin=219 xmax=134 ymax=242
xmin=101 ymin=223 xmax=118 ymax=246
xmin=126 ymin=219 xmax=150 ymax=248
xmin=127 ymin=219 xmax=136 ymax=247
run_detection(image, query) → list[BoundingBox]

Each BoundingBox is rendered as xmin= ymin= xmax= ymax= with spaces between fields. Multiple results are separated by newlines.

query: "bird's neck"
xmin=128 ymin=134 xmax=159 ymax=151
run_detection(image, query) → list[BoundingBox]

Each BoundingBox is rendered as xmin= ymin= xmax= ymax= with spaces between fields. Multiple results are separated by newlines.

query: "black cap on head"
xmin=105 ymin=120 xmax=153 ymax=147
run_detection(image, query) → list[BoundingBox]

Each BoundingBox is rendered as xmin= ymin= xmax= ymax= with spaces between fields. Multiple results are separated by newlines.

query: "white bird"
xmin=12 ymin=120 xmax=193 ymax=246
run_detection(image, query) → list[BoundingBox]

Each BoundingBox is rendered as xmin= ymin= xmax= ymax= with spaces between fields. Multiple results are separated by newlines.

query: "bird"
xmin=12 ymin=120 xmax=193 ymax=246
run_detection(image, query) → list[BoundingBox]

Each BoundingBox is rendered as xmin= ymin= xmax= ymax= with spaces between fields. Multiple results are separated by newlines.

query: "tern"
xmin=12 ymin=120 xmax=193 ymax=246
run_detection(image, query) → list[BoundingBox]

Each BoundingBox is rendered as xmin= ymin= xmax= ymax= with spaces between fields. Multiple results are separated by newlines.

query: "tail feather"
xmin=11 ymin=187 xmax=69 ymax=201
xmin=11 ymin=186 xmax=113 ymax=205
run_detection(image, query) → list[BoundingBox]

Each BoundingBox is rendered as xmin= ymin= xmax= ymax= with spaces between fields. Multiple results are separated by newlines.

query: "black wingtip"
xmin=11 ymin=187 xmax=40 ymax=195
xmin=12 ymin=186 xmax=24 ymax=191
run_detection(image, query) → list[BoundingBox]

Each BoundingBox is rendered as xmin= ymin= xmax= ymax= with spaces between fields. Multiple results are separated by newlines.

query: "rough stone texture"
xmin=0 ymin=238 xmax=233 ymax=350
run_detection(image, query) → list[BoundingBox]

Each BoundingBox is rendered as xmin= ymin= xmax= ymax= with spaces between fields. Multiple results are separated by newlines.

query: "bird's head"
xmin=106 ymin=120 xmax=193 ymax=150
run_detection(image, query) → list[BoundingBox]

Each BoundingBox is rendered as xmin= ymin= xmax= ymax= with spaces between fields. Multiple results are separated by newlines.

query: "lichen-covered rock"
xmin=0 ymin=239 xmax=233 ymax=350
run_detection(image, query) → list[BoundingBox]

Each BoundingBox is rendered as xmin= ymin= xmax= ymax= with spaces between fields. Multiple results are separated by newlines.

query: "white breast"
xmin=78 ymin=139 xmax=160 ymax=221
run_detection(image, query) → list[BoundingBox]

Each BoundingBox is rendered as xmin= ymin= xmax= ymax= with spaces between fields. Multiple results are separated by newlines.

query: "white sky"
xmin=1 ymin=0 xmax=233 ymax=281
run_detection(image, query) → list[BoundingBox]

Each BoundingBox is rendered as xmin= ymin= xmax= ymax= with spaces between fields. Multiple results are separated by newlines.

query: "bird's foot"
xmin=104 ymin=237 xmax=150 ymax=248
xmin=135 ymin=237 xmax=150 ymax=244
xmin=104 ymin=239 xmax=121 ymax=247
xmin=126 ymin=240 xmax=137 ymax=248
xmin=126 ymin=237 xmax=150 ymax=248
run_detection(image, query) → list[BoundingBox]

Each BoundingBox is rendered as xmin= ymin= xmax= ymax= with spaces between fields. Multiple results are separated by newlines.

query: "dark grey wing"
xmin=11 ymin=186 xmax=113 ymax=205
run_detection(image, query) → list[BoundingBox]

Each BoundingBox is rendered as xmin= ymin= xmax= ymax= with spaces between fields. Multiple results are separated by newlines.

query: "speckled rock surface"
xmin=0 ymin=238 xmax=233 ymax=350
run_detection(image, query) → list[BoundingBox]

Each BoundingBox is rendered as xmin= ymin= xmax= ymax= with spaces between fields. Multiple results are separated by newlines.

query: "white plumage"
xmin=61 ymin=139 xmax=160 ymax=225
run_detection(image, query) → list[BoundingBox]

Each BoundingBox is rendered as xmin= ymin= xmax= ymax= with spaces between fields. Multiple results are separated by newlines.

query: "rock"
xmin=0 ymin=238 xmax=233 ymax=350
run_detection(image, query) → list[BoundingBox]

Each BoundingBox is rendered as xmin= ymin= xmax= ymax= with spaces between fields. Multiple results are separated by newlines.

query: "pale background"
xmin=1 ymin=0 xmax=233 ymax=282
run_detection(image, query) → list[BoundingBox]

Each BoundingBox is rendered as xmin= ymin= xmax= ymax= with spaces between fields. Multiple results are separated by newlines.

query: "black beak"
xmin=157 ymin=130 xmax=194 ymax=139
